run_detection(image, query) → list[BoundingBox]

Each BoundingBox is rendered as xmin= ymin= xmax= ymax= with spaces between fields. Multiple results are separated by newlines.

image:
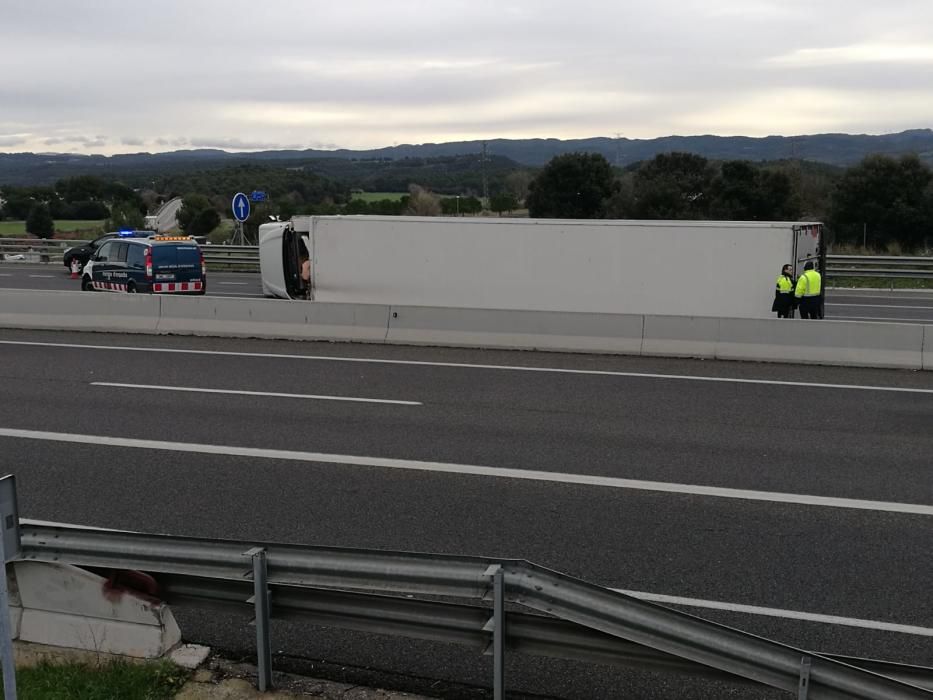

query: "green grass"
xmin=829 ymin=276 xmax=933 ymax=289
xmin=9 ymin=660 xmax=189 ymax=699
xmin=0 ymin=220 xmax=105 ymax=238
xmin=350 ymin=192 xmax=407 ymax=202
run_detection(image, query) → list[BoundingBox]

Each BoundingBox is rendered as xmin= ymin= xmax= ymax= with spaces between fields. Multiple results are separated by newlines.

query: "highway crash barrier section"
xmin=925 ymin=325 xmax=933 ymax=371
xmin=384 ymin=306 xmax=645 ymax=354
xmin=13 ymin=522 xmax=933 ymax=699
xmin=6 ymin=560 xmax=180 ymax=658
xmin=156 ymin=295 xmax=391 ymax=342
xmin=0 ymin=292 xmax=930 ymax=371
xmin=0 ymin=289 xmax=161 ymax=334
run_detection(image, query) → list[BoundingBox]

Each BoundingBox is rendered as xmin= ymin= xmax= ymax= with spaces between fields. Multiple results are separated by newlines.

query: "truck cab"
xmin=259 ymin=218 xmax=311 ymax=299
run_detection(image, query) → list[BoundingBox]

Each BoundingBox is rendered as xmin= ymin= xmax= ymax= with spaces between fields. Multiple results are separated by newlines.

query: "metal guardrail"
xmin=825 ymin=255 xmax=933 ymax=280
xmin=19 ymin=524 xmax=933 ymax=699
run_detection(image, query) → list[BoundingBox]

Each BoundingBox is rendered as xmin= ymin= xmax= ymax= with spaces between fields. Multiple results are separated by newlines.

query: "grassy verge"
xmin=8 ymin=660 xmax=189 ymax=699
xmin=0 ymin=221 xmax=105 ymax=238
xmin=829 ymin=277 xmax=933 ymax=290
xmin=350 ymin=192 xmax=406 ymax=202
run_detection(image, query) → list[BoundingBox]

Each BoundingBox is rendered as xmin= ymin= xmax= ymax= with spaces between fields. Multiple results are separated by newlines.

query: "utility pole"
xmin=481 ymin=141 xmax=489 ymax=210
xmin=615 ymin=132 xmax=622 ymax=167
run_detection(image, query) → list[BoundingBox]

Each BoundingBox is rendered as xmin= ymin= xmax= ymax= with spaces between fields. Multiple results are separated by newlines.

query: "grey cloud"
xmin=121 ymin=137 xmax=145 ymax=146
xmin=0 ymin=136 xmax=27 ymax=147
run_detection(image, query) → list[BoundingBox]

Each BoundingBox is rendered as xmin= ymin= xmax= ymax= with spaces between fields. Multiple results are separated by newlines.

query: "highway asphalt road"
xmin=0 ymin=263 xmax=265 ymax=297
xmin=0 ymin=329 xmax=931 ymax=699
xmin=3 ymin=262 xmax=933 ymax=323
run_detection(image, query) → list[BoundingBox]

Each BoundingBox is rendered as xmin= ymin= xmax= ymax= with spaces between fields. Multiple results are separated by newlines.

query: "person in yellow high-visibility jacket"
xmin=771 ymin=264 xmax=795 ymax=318
xmin=794 ymin=261 xmax=822 ymax=319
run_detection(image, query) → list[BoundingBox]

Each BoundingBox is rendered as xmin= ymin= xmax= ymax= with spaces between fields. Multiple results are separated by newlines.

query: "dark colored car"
xmin=63 ymin=231 xmax=156 ymax=271
xmin=81 ymin=236 xmax=206 ymax=295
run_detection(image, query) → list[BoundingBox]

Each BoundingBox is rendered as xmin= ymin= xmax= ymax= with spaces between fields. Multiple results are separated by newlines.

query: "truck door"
xmin=793 ymin=224 xmax=824 ymax=317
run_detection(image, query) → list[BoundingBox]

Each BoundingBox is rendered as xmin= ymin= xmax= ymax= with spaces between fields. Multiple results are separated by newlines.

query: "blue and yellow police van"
xmin=81 ymin=235 xmax=206 ymax=295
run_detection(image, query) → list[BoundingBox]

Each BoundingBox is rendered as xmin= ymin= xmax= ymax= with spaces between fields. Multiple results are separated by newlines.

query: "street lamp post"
xmin=456 ymin=195 xmax=460 ymax=216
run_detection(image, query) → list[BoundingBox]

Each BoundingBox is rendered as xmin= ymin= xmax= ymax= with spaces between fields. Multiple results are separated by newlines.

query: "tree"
xmin=829 ymin=154 xmax=933 ymax=250
xmin=103 ymin=201 xmax=145 ymax=232
xmin=504 ymin=170 xmax=534 ymax=204
xmin=631 ymin=152 xmax=715 ymax=219
xmin=404 ymin=185 xmax=441 ymax=216
xmin=526 ymin=153 xmax=616 ymax=218
xmin=490 ymin=192 xmax=519 ymax=216
xmin=26 ymin=203 xmax=54 ymax=238
xmin=707 ymin=161 xmax=800 ymax=221
xmin=177 ymin=194 xmax=220 ymax=236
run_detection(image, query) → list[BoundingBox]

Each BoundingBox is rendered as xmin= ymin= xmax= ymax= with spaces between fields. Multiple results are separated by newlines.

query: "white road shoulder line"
xmin=1 ymin=428 xmax=931 ymax=516
xmin=91 ymin=382 xmax=422 ymax=406
xmin=614 ymin=590 xmax=933 ymax=637
xmin=27 ymin=275 xmax=54 ymax=278
xmin=828 ymin=303 xmax=933 ymax=310
xmin=218 ymin=282 xmax=250 ymax=286
xmin=2 ymin=341 xmax=932 ymax=395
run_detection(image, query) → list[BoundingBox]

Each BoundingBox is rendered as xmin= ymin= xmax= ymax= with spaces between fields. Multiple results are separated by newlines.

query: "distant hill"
xmin=1 ymin=129 xmax=932 ymax=186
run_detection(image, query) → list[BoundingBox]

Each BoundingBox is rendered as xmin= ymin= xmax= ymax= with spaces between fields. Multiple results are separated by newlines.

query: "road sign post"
xmin=0 ymin=475 xmax=20 ymax=700
xmin=231 ymin=193 xmax=251 ymax=246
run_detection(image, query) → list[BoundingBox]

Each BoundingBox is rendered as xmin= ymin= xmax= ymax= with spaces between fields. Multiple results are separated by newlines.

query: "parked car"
xmin=63 ymin=231 xmax=156 ymax=271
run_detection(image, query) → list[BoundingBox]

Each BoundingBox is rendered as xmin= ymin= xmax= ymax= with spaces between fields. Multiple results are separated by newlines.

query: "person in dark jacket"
xmin=771 ymin=264 xmax=795 ymax=318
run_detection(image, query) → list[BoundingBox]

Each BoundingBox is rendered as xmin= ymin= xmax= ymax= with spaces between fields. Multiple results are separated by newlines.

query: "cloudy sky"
xmin=1 ymin=0 xmax=931 ymax=155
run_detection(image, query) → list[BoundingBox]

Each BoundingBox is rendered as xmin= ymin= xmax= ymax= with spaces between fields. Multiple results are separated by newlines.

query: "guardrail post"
xmin=245 ymin=547 xmax=273 ymax=691
xmin=797 ymin=655 xmax=811 ymax=700
xmin=483 ymin=565 xmax=505 ymax=700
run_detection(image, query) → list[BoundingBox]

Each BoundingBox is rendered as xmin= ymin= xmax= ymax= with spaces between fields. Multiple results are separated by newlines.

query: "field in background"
xmin=350 ymin=192 xmax=407 ymax=202
xmin=0 ymin=220 xmax=105 ymax=238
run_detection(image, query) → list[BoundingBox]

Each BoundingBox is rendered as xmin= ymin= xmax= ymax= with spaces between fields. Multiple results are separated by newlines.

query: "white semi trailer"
xmin=258 ymin=216 xmax=823 ymax=319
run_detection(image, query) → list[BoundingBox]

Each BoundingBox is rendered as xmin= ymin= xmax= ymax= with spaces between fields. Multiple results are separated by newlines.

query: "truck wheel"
xmin=81 ymin=276 xmax=94 ymax=291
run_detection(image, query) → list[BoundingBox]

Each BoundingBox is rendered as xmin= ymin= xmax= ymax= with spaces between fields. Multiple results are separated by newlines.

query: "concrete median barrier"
xmin=9 ymin=561 xmax=180 ymax=658
xmin=386 ymin=306 xmax=645 ymax=354
xmin=717 ymin=317 xmax=925 ymax=369
xmin=157 ymin=296 xmax=390 ymax=342
xmin=642 ymin=315 xmax=720 ymax=359
xmin=924 ymin=325 xmax=933 ymax=371
xmin=0 ymin=290 xmax=160 ymax=333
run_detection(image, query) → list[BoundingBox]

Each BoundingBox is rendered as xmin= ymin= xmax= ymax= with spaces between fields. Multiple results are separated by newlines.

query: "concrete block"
xmin=11 ymin=561 xmax=180 ymax=658
xmin=924 ymin=325 xmax=933 ymax=371
xmin=717 ymin=318 xmax=924 ymax=369
xmin=642 ymin=315 xmax=720 ymax=359
xmin=0 ymin=290 xmax=160 ymax=333
xmin=156 ymin=296 xmax=390 ymax=343
xmin=386 ymin=306 xmax=644 ymax=354
xmin=170 ymin=643 xmax=211 ymax=669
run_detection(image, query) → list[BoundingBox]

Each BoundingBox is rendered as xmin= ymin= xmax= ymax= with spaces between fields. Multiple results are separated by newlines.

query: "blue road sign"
xmin=250 ymin=190 xmax=267 ymax=202
xmin=232 ymin=192 xmax=251 ymax=222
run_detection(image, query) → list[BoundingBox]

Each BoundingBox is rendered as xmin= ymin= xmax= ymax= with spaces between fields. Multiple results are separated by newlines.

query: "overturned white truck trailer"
xmin=258 ymin=216 xmax=823 ymax=319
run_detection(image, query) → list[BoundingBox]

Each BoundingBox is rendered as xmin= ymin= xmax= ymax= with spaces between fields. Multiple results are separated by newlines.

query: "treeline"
xmin=2 ymin=152 xmax=931 ymax=251
xmin=528 ymin=152 xmax=932 ymax=251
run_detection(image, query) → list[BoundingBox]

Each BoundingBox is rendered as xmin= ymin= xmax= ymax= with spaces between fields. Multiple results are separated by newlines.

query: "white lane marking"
xmin=28 ymin=275 xmax=54 ymax=278
xmin=613 ymin=590 xmax=933 ymax=637
xmin=20 ymin=518 xmax=130 ymax=532
xmin=828 ymin=303 xmax=933 ymax=310
xmin=827 ymin=316 xmax=930 ymax=324
xmin=2 ymin=340 xmax=933 ymax=395
xmin=218 ymin=282 xmax=250 ymax=286
xmin=1 ymin=428 xmax=931 ymax=515
xmin=91 ymin=382 xmax=422 ymax=406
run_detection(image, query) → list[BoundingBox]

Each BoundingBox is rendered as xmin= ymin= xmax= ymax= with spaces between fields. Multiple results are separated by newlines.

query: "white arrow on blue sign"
xmin=232 ymin=192 xmax=251 ymax=222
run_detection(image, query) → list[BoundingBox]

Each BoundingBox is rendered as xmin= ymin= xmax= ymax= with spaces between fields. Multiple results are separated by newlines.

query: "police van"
xmin=81 ymin=235 xmax=206 ymax=295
